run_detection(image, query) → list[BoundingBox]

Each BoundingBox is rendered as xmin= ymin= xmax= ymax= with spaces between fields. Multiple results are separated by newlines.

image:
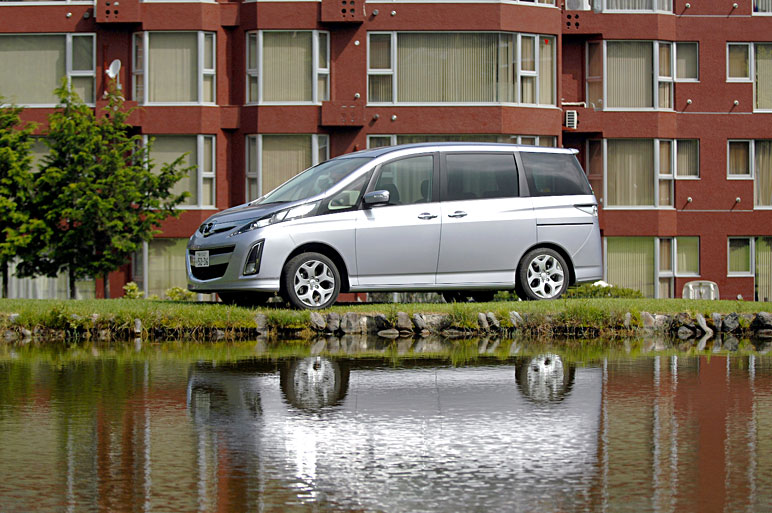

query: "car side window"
xmin=325 ymin=173 xmax=370 ymax=212
xmin=373 ymin=155 xmax=434 ymax=206
xmin=444 ymin=153 xmax=518 ymax=201
xmin=520 ymin=152 xmax=593 ymax=196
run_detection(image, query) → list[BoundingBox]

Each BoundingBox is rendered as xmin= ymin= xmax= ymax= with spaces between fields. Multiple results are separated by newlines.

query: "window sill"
xmin=366 ymin=102 xmax=560 ymax=108
xmin=727 ymin=272 xmax=753 ymax=278
xmin=727 ymin=175 xmax=753 ymax=180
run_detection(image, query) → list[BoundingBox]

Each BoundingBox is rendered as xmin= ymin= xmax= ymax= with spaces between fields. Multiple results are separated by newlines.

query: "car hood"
xmin=194 ymin=200 xmax=305 ymax=237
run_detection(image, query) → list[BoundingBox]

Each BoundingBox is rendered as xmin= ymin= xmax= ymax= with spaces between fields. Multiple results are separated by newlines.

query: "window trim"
xmin=727 ymin=43 xmax=752 ymax=83
xmin=727 ymin=237 xmax=754 ymax=277
xmin=244 ymin=134 xmax=330 ymax=202
xmin=727 ymin=139 xmax=753 ymax=180
xmin=674 ymin=41 xmax=699 ymax=82
xmin=367 ymin=31 xmax=557 ymax=107
xmin=246 ymin=30 xmax=330 ymax=106
xmin=145 ymin=134 xmax=216 ymax=210
xmin=133 ymin=31 xmax=217 ymax=106
xmin=0 ymin=32 xmax=96 ymax=108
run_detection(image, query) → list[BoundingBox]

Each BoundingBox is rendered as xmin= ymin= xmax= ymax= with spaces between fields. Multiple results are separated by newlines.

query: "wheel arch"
xmin=281 ymin=242 xmax=351 ymax=295
xmin=517 ymin=242 xmax=576 ymax=287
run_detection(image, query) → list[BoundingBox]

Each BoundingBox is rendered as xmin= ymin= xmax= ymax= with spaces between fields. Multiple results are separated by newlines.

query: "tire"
xmin=282 ymin=252 xmax=341 ymax=310
xmin=218 ymin=291 xmax=272 ymax=308
xmin=517 ymin=248 xmax=569 ymax=300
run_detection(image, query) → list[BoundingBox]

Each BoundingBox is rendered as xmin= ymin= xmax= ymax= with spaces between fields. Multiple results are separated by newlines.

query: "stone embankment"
xmin=3 ymin=309 xmax=772 ymax=344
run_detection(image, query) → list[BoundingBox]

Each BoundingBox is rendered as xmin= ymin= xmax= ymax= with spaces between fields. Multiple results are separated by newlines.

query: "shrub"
xmin=165 ymin=287 xmax=195 ymax=302
xmin=565 ymin=282 xmax=644 ymax=299
xmin=123 ymin=282 xmax=143 ymax=299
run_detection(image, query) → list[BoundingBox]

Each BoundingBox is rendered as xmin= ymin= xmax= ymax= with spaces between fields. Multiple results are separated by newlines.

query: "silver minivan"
xmin=187 ymin=143 xmax=602 ymax=309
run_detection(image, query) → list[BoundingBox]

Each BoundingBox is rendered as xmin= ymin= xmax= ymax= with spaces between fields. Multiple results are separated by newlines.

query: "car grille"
xmin=188 ymin=246 xmax=235 ymax=257
xmin=191 ymin=263 xmax=229 ymax=281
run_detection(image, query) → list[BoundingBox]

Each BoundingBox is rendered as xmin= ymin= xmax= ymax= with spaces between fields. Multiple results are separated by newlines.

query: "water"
xmin=1 ymin=343 xmax=771 ymax=512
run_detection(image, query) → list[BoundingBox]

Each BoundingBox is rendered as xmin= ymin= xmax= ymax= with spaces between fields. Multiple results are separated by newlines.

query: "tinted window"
xmin=444 ymin=153 xmax=518 ymax=202
xmin=374 ymin=155 xmax=433 ymax=206
xmin=520 ymin=152 xmax=593 ymax=197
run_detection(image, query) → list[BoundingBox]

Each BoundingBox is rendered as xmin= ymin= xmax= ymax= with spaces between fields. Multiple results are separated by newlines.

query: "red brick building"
xmin=2 ymin=0 xmax=771 ymax=300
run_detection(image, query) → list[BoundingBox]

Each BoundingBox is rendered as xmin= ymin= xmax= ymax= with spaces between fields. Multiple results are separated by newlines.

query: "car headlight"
xmin=231 ymin=202 xmax=318 ymax=236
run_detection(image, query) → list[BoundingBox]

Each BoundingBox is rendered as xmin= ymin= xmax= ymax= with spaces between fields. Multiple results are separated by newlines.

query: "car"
xmin=186 ymin=142 xmax=602 ymax=309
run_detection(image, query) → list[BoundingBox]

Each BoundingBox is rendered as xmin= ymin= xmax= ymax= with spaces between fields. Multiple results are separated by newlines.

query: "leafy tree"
xmin=16 ymin=82 xmax=191 ymax=299
xmin=0 ymin=99 xmax=35 ymax=298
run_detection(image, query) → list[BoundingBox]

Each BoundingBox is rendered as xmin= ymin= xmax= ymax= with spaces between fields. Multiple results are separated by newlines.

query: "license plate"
xmin=194 ymin=250 xmax=210 ymax=268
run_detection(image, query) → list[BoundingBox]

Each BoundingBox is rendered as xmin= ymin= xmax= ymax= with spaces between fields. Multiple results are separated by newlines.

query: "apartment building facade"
xmin=1 ymin=0 xmax=771 ymax=300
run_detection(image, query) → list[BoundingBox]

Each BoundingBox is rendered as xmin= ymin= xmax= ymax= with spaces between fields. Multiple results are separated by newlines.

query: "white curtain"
xmin=148 ymin=32 xmax=198 ymax=103
xmin=755 ymin=44 xmax=772 ymax=110
xmin=263 ymin=32 xmax=312 ymax=102
xmin=729 ymin=239 xmax=751 ymax=274
xmin=676 ymin=140 xmax=699 ymax=177
xmin=539 ymin=37 xmax=555 ymax=105
xmin=261 ymin=135 xmax=312 ymax=194
xmin=397 ymin=33 xmax=497 ymax=102
xmin=152 ymin=136 xmax=198 ymax=206
xmin=606 ymin=0 xmax=652 ymax=9
xmin=756 ymin=237 xmax=772 ymax=302
xmin=606 ymin=237 xmax=655 ymax=297
xmin=607 ymin=139 xmax=655 ymax=206
xmin=728 ymin=45 xmax=749 ymax=79
xmin=607 ymin=41 xmax=652 ymax=108
xmin=676 ymin=237 xmax=699 ymax=274
xmin=755 ymin=140 xmax=772 ymax=207
xmin=0 ymin=35 xmax=65 ymax=104
xmin=729 ymin=141 xmax=750 ymax=176
xmin=756 ymin=0 xmax=772 ymax=13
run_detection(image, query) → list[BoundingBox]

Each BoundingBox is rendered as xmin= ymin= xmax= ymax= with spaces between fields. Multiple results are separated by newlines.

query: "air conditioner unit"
xmin=565 ymin=110 xmax=578 ymax=129
xmin=565 ymin=0 xmax=591 ymax=10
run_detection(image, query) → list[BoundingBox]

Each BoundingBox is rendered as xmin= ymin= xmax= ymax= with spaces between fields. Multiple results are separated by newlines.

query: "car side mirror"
xmin=363 ymin=190 xmax=390 ymax=207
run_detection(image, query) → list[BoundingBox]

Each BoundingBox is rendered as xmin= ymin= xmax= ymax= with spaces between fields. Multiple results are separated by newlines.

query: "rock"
xmin=134 ymin=318 xmax=142 ymax=335
xmin=712 ymin=338 xmax=723 ymax=353
xmin=98 ymin=329 xmax=111 ymax=342
xmin=20 ymin=328 xmax=32 ymax=340
xmin=377 ymin=328 xmax=400 ymax=339
xmin=9 ymin=313 xmax=20 ymax=324
xmin=641 ymin=311 xmax=656 ymax=328
xmin=341 ymin=312 xmax=363 ymax=334
xmin=486 ymin=312 xmax=501 ymax=331
xmin=723 ymin=337 xmax=740 ymax=352
xmin=3 ymin=330 xmax=18 ymax=343
xmin=396 ymin=311 xmax=413 ymax=331
xmin=722 ymin=313 xmax=740 ymax=333
xmin=696 ymin=314 xmax=714 ymax=338
xmin=711 ymin=313 xmax=723 ymax=333
xmin=423 ymin=314 xmax=451 ymax=332
xmin=91 ymin=313 xmax=100 ymax=324
xmin=326 ymin=336 xmax=341 ymax=353
xmin=624 ymin=312 xmax=632 ymax=329
xmin=326 ymin=312 xmax=341 ymax=333
xmin=213 ymin=329 xmax=226 ymax=341
xmin=654 ymin=315 xmax=670 ymax=329
xmin=509 ymin=311 xmax=524 ymax=329
xmin=309 ymin=312 xmax=327 ymax=331
xmin=441 ymin=329 xmax=466 ymax=339
xmin=677 ymin=326 xmax=694 ymax=340
xmin=670 ymin=312 xmax=695 ymax=333
xmin=254 ymin=313 xmax=268 ymax=332
xmin=310 ymin=338 xmax=326 ymax=354
xmin=419 ymin=329 xmax=431 ymax=338
xmin=367 ymin=313 xmax=391 ymax=333
xmin=696 ymin=333 xmax=710 ymax=351
xmin=477 ymin=313 xmax=490 ymax=331
xmin=397 ymin=338 xmax=414 ymax=354
xmin=756 ymin=329 xmax=772 ymax=339
xmin=412 ymin=313 xmax=428 ymax=331
xmin=751 ymin=312 xmax=772 ymax=330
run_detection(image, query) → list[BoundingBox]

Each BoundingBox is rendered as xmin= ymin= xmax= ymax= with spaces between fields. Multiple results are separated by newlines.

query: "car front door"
xmin=436 ymin=152 xmax=536 ymax=286
xmin=354 ymin=153 xmax=441 ymax=287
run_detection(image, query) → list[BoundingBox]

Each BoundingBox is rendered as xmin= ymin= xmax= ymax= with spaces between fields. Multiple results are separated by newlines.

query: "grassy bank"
xmin=0 ymin=297 xmax=768 ymax=335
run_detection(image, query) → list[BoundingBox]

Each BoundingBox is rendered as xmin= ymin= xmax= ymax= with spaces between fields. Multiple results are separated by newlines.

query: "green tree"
xmin=16 ymin=82 xmax=191 ymax=299
xmin=0 ymin=99 xmax=35 ymax=298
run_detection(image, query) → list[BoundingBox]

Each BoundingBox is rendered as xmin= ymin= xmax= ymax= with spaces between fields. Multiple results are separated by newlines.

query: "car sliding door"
xmin=436 ymin=152 xmax=536 ymax=286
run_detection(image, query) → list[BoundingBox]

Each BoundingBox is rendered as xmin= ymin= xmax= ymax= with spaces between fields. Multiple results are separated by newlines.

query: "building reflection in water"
xmin=1 ymin=351 xmax=772 ymax=512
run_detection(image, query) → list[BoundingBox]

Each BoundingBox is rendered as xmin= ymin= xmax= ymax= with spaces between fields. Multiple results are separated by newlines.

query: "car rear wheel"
xmin=283 ymin=252 xmax=341 ymax=310
xmin=518 ymin=248 xmax=569 ymax=300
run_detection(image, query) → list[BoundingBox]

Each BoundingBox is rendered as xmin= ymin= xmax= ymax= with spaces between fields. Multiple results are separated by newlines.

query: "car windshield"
xmin=255 ymin=157 xmax=372 ymax=205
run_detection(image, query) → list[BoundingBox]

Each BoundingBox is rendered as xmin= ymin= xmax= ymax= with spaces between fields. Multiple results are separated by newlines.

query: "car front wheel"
xmin=518 ymin=248 xmax=569 ymax=300
xmin=282 ymin=252 xmax=341 ymax=310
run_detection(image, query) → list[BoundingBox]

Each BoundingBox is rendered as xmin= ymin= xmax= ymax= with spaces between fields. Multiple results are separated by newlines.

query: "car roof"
xmin=336 ymin=142 xmax=578 ymax=160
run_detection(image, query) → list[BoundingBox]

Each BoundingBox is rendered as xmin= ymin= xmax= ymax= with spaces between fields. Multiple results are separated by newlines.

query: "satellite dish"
xmin=106 ymin=59 xmax=121 ymax=79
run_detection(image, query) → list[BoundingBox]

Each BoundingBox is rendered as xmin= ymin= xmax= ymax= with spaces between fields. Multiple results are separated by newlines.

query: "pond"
xmin=1 ymin=340 xmax=771 ymax=512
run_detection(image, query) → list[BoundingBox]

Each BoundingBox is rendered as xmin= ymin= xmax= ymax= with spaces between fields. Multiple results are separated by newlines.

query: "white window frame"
xmin=728 ymin=237 xmax=754 ymax=277
xmin=367 ymin=31 xmax=557 ymax=107
xmin=366 ymin=134 xmax=555 ymax=148
xmin=675 ymin=42 xmax=699 ymax=82
xmin=727 ymin=43 xmax=752 ymax=82
xmin=585 ymin=41 xmax=604 ymax=110
xmin=0 ymin=33 xmax=96 ymax=108
xmin=727 ymin=139 xmax=753 ymax=180
xmin=133 ymin=31 xmax=217 ymax=106
xmin=246 ymin=30 xmax=329 ymax=106
xmin=245 ymin=134 xmax=329 ymax=201
xmin=145 ymin=134 xmax=216 ymax=209
xmin=752 ymin=0 xmax=772 ymax=15
xmin=595 ymin=40 xmax=683 ymax=112
xmin=674 ymin=139 xmax=700 ymax=180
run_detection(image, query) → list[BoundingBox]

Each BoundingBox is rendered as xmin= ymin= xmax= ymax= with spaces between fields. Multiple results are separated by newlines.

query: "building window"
xmin=589 ymin=40 xmax=697 ymax=110
xmin=148 ymin=135 xmax=216 ymax=208
xmin=727 ymin=43 xmax=751 ymax=81
xmin=727 ymin=140 xmax=772 ymax=207
xmin=368 ymin=32 xmax=556 ymax=106
xmin=245 ymin=134 xmax=329 ymax=201
xmin=602 ymin=139 xmax=697 ymax=208
xmin=727 ymin=43 xmax=772 ymax=109
xmin=757 ymin=237 xmax=772 ymax=301
xmin=367 ymin=134 xmax=556 ymax=148
xmin=606 ymin=236 xmax=699 ymax=298
xmin=133 ymin=32 xmax=216 ymax=105
xmin=754 ymin=0 xmax=772 ymax=14
xmin=728 ymin=238 xmax=753 ymax=276
xmin=0 ymin=33 xmax=95 ymax=106
xmin=246 ymin=31 xmax=329 ymax=104
xmin=602 ymin=0 xmax=672 ymax=12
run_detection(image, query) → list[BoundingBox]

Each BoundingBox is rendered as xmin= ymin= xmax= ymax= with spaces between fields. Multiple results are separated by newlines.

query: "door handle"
xmin=447 ymin=211 xmax=467 ymax=218
xmin=418 ymin=213 xmax=437 ymax=220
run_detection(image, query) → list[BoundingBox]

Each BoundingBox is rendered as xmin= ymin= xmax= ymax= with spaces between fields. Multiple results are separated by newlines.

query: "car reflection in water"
xmin=187 ymin=355 xmax=602 ymax=512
